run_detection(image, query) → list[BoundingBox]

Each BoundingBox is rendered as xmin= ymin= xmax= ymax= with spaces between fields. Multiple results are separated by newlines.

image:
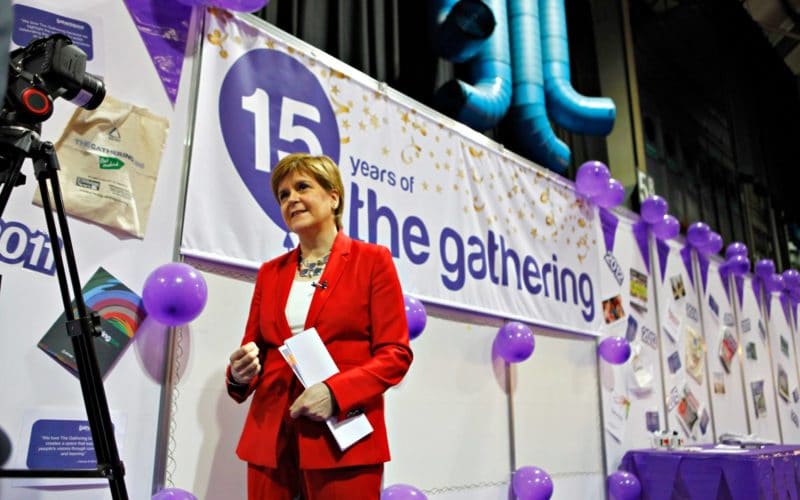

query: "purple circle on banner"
xmin=219 ymin=49 xmax=340 ymax=232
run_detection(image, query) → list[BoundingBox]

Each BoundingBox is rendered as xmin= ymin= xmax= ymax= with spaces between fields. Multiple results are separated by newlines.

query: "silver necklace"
xmin=298 ymin=251 xmax=329 ymax=278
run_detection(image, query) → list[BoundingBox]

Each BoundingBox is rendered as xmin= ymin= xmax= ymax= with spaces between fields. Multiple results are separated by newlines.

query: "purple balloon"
xmin=598 ymin=336 xmax=632 ymax=364
xmin=725 ymin=242 xmax=748 ymax=260
xmin=512 ymin=466 xmax=554 ymax=500
xmin=153 ymin=488 xmax=197 ymax=500
xmin=640 ymin=195 xmax=668 ymax=224
xmin=652 ymin=214 xmax=679 ymax=240
xmin=726 ymin=255 xmax=750 ymax=276
xmin=381 ymin=484 xmax=428 ymax=499
xmin=755 ymin=259 xmax=775 ymax=279
xmin=208 ymin=0 xmax=269 ymax=11
xmin=765 ymin=273 xmax=784 ymax=293
xmin=790 ymin=287 xmax=800 ymax=302
xmin=493 ymin=322 xmax=535 ymax=363
xmin=591 ymin=178 xmax=625 ymax=208
xmin=607 ymin=471 xmax=641 ymax=500
xmin=142 ymin=263 xmax=208 ymax=327
xmin=575 ymin=161 xmax=611 ymax=198
xmin=783 ymin=269 xmax=800 ymax=290
xmin=686 ymin=222 xmax=710 ymax=248
xmin=699 ymin=232 xmax=723 ymax=255
xmin=174 ymin=0 xmax=207 ymax=6
xmin=404 ymin=295 xmax=427 ymax=340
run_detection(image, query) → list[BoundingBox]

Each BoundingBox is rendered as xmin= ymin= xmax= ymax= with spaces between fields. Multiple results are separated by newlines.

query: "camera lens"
xmin=62 ymin=73 xmax=106 ymax=110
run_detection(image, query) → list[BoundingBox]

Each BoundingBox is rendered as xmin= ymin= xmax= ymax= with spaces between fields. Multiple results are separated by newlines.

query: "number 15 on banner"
xmin=220 ymin=48 xmax=340 ymax=176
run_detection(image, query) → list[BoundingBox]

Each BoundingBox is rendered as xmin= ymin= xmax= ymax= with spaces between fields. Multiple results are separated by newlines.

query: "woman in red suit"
xmin=227 ymin=153 xmax=413 ymax=500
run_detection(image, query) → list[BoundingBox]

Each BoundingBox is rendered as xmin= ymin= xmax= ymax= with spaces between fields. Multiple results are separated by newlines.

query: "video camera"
xmin=2 ymin=33 xmax=105 ymax=126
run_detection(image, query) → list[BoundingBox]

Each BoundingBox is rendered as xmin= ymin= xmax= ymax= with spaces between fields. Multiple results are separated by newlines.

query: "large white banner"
xmin=736 ymin=274 xmax=781 ymax=442
xmin=765 ymin=290 xmax=800 ymax=442
xmin=699 ymin=257 xmax=748 ymax=436
xmin=181 ymin=11 xmax=604 ymax=334
xmin=596 ymin=212 xmax=665 ymax=470
xmin=655 ymin=239 xmax=714 ymax=444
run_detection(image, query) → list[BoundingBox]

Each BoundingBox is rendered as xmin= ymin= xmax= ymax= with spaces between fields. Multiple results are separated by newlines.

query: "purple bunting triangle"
xmin=766 ymin=293 xmax=772 ymax=319
xmin=736 ymin=276 xmax=745 ymax=309
xmin=781 ymin=294 xmax=791 ymax=325
xmin=123 ymin=0 xmax=192 ymax=105
xmin=657 ymin=239 xmax=670 ymax=284
xmin=752 ymin=277 xmax=771 ymax=318
xmin=632 ymin=220 xmax=650 ymax=271
xmin=680 ymin=245 xmax=694 ymax=289
xmin=698 ymin=253 xmax=710 ymax=292
xmin=719 ymin=266 xmax=731 ymax=305
xmin=599 ymin=207 xmax=619 ymax=254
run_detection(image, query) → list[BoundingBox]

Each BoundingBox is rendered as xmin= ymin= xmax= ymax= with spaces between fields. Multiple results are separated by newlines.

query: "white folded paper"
xmin=279 ymin=328 xmax=373 ymax=451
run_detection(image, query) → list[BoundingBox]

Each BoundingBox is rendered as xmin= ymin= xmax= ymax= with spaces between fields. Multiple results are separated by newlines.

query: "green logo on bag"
xmin=99 ymin=156 xmax=124 ymax=170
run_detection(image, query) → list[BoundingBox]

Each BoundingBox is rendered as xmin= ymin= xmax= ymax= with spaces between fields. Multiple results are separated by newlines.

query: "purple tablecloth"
xmin=619 ymin=445 xmax=800 ymax=500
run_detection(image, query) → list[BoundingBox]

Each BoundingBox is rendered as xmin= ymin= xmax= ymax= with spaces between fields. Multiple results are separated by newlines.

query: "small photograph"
xmin=629 ymin=268 xmax=648 ymax=313
xmin=794 ymin=388 xmax=799 ymax=403
xmin=708 ymin=294 xmax=719 ymax=319
xmin=723 ymin=313 xmax=735 ymax=327
xmin=670 ymin=274 xmax=686 ymax=301
xmin=677 ymin=387 xmax=700 ymax=436
xmin=746 ymin=342 xmax=757 ymax=360
xmin=792 ymin=410 xmax=799 ymax=428
xmin=741 ymin=318 xmax=752 ymax=334
xmin=752 ymin=380 xmax=767 ymax=418
xmin=778 ymin=365 xmax=790 ymax=402
xmin=713 ymin=372 xmax=726 ymax=395
xmin=662 ymin=305 xmax=682 ymax=344
xmin=685 ymin=327 xmax=705 ymax=384
xmin=602 ymin=295 xmax=626 ymax=324
xmin=668 ymin=351 xmax=682 ymax=374
xmin=699 ymin=408 xmax=710 ymax=435
xmin=719 ymin=328 xmax=738 ymax=373
xmin=645 ymin=410 xmax=660 ymax=432
xmin=781 ymin=336 xmax=790 ymax=357
xmin=625 ymin=315 xmax=638 ymax=342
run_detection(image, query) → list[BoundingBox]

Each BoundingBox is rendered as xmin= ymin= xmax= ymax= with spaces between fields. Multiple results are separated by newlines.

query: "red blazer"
xmin=227 ymin=231 xmax=413 ymax=469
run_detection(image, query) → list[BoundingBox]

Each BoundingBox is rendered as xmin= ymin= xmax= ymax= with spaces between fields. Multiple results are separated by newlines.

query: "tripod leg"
xmin=36 ymin=159 xmax=129 ymax=500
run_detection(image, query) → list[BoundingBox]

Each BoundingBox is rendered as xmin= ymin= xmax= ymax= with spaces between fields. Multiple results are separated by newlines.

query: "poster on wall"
xmin=596 ymin=212 xmax=665 ymax=470
xmin=764 ymin=291 xmax=800 ymax=442
xmin=735 ymin=274 xmax=782 ymax=442
xmin=180 ymin=10 xmax=605 ymax=335
xmin=700 ymin=257 xmax=748 ymax=436
xmin=1 ymin=0 xmax=191 ymax=498
xmin=655 ymin=239 xmax=714 ymax=443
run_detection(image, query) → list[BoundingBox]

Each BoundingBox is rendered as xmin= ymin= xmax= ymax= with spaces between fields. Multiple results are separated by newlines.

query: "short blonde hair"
xmin=271 ymin=153 xmax=345 ymax=229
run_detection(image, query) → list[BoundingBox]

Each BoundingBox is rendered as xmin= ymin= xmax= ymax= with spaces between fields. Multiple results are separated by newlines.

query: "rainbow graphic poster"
xmin=38 ymin=267 xmax=146 ymax=377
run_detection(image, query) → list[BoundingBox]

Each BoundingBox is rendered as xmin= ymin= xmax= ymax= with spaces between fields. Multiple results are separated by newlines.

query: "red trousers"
xmin=246 ymin=417 xmax=383 ymax=500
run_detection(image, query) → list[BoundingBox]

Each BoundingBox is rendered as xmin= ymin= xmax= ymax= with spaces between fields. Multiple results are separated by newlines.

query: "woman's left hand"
xmin=289 ymin=383 xmax=334 ymax=421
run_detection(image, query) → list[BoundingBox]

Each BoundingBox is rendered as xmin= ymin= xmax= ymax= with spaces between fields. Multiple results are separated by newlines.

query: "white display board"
xmin=0 ymin=0 xmax=194 ymax=497
xmin=735 ymin=275 xmax=781 ymax=442
xmin=698 ymin=257 xmax=749 ymax=436
xmin=596 ymin=212 xmax=665 ymax=471
xmin=512 ymin=327 xmax=604 ymax=498
xmin=654 ymin=239 xmax=714 ymax=443
xmin=764 ymin=291 xmax=800 ymax=442
xmin=170 ymin=263 xmax=605 ymax=499
xmin=384 ymin=312 xmax=512 ymax=498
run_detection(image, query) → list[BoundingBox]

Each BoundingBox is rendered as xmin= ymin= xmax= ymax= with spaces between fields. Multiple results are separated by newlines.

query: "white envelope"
xmin=281 ymin=328 xmax=373 ymax=451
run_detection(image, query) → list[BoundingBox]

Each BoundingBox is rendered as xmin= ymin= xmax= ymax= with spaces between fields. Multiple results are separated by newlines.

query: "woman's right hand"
xmin=229 ymin=341 xmax=261 ymax=385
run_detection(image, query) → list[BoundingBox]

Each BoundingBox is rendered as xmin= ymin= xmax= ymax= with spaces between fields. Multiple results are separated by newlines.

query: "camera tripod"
xmin=0 ymin=124 xmax=129 ymax=499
